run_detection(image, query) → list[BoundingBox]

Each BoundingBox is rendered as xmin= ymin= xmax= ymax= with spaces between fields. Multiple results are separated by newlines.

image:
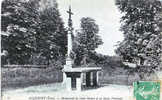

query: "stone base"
xmin=66 ymin=77 xmax=72 ymax=91
xmin=65 ymin=57 xmax=73 ymax=66
xmin=62 ymin=67 xmax=101 ymax=91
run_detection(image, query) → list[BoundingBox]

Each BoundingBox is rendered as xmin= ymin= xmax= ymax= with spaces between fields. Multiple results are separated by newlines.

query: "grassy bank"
xmin=2 ymin=65 xmax=62 ymax=90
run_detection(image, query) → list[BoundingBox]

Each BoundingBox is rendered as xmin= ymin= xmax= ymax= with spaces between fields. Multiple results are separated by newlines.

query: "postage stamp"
xmin=134 ymin=81 xmax=160 ymax=100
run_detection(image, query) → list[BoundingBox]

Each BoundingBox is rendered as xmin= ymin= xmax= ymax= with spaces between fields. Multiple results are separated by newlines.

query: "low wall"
xmin=99 ymin=67 xmax=141 ymax=85
xmin=2 ymin=65 xmax=63 ymax=90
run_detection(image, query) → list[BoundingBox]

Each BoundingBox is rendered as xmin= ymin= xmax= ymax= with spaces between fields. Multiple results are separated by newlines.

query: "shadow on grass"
xmin=81 ymin=84 xmax=107 ymax=91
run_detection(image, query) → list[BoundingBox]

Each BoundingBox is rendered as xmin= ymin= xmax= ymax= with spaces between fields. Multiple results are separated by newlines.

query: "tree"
xmin=74 ymin=17 xmax=103 ymax=66
xmin=1 ymin=0 xmax=67 ymax=65
xmin=1 ymin=0 xmax=40 ymax=64
xmin=115 ymin=0 xmax=162 ymax=69
xmin=34 ymin=0 xmax=67 ymax=65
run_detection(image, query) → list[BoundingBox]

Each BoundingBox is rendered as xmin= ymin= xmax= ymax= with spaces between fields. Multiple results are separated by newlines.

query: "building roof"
xmin=62 ymin=67 xmax=102 ymax=72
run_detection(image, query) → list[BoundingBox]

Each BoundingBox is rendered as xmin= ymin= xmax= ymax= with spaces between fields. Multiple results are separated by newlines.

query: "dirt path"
xmin=2 ymin=83 xmax=133 ymax=100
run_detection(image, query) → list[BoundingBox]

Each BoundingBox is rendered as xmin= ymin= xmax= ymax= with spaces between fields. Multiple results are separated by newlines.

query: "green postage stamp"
xmin=134 ymin=81 xmax=160 ymax=100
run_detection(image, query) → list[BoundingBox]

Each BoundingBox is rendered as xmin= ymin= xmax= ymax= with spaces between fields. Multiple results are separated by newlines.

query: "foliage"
xmin=1 ymin=0 xmax=67 ymax=65
xmin=1 ymin=0 xmax=40 ymax=64
xmin=33 ymin=0 xmax=67 ymax=65
xmin=74 ymin=17 xmax=103 ymax=65
xmin=115 ymin=0 xmax=162 ymax=69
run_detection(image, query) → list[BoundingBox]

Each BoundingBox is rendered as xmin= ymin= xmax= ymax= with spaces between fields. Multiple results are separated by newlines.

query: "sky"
xmin=57 ymin=0 xmax=124 ymax=56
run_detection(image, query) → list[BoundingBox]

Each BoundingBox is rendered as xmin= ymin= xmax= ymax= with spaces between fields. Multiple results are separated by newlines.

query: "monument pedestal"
xmin=62 ymin=67 xmax=101 ymax=91
xmin=63 ymin=57 xmax=73 ymax=84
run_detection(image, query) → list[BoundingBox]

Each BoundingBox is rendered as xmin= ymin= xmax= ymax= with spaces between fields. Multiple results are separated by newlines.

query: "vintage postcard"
xmin=1 ymin=0 xmax=162 ymax=100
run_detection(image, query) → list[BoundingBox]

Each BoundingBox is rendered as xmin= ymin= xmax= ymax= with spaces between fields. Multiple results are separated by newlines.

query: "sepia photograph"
xmin=1 ymin=0 xmax=162 ymax=100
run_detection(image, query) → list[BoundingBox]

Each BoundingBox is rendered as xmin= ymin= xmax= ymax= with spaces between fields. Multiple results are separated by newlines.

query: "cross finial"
xmin=67 ymin=5 xmax=73 ymax=27
xmin=67 ymin=6 xmax=73 ymax=17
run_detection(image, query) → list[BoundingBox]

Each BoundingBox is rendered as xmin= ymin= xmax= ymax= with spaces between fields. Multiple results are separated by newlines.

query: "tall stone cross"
xmin=66 ymin=6 xmax=74 ymax=67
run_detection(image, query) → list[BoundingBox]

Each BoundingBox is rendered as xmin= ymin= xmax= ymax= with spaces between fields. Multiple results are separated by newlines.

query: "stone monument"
xmin=62 ymin=6 xmax=102 ymax=91
xmin=62 ymin=5 xmax=74 ymax=90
